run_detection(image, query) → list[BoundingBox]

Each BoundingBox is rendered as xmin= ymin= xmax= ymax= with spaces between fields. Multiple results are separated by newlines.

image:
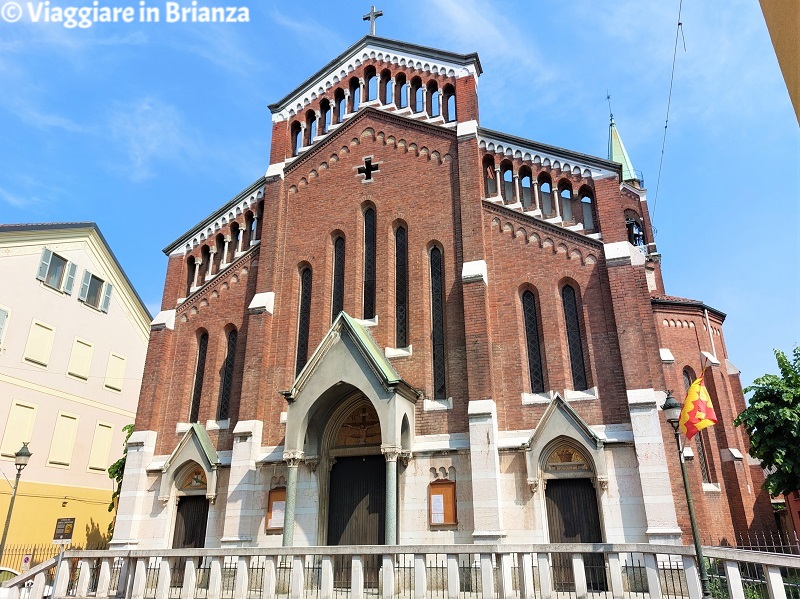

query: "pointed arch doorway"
xmin=323 ymin=397 xmax=386 ymax=586
xmin=172 ymin=464 xmax=209 ymax=549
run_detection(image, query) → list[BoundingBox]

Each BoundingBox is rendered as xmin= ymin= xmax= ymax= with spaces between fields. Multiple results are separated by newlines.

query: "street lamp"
xmin=661 ymin=392 xmax=712 ymax=599
xmin=0 ymin=442 xmax=32 ymax=561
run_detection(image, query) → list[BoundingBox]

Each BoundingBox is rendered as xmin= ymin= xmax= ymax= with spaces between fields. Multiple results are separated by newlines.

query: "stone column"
xmin=208 ymin=248 xmax=217 ymax=276
xmin=282 ymin=452 xmax=303 ymax=547
xmin=252 ymin=215 xmax=259 ymax=242
xmin=315 ymin=110 xmax=322 ymax=139
xmin=513 ymin=173 xmax=521 ymax=205
xmin=532 ymin=181 xmax=540 ymax=212
xmin=359 ymin=78 xmax=365 ymax=105
xmin=344 ymin=90 xmax=351 ymax=115
xmin=421 ymin=86 xmax=428 ymax=115
xmin=300 ymin=122 xmax=307 ymax=148
xmin=236 ymin=230 xmax=244 ymax=254
xmin=221 ymin=235 xmax=230 ymax=267
xmin=553 ymin=185 xmax=562 ymax=219
xmin=437 ymin=91 xmax=443 ymax=117
xmin=193 ymin=260 xmax=201 ymax=288
xmin=382 ymin=446 xmax=401 ymax=545
xmin=494 ymin=166 xmax=502 ymax=199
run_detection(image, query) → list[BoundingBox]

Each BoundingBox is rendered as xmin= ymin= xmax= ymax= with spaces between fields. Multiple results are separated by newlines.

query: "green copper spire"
xmin=608 ymin=116 xmax=640 ymax=185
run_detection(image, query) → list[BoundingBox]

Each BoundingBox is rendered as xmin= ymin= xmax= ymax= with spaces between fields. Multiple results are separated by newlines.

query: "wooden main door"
xmin=545 ymin=478 xmax=606 ymax=591
xmin=172 ymin=495 xmax=209 ymax=549
xmin=327 ymin=455 xmax=385 ymax=586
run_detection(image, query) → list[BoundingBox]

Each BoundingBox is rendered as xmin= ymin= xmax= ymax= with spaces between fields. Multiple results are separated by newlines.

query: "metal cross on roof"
xmin=363 ymin=6 xmax=383 ymax=36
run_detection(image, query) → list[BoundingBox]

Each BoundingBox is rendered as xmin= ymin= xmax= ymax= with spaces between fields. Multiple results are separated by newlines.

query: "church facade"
xmin=112 ymin=34 xmax=774 ymax=551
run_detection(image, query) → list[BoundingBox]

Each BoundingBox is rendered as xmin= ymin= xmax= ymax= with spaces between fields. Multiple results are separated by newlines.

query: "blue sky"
xmin=0 ymin=0 xmax=797 ymax=389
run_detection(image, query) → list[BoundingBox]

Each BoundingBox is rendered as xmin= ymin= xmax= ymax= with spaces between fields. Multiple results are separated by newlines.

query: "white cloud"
xmin=270 ymin=8 xmax=347 ymax=59
xmin=107 ymin=97 xmax=198 ymax=182
xmin=0 ymin=186 xmax=37 ymax=208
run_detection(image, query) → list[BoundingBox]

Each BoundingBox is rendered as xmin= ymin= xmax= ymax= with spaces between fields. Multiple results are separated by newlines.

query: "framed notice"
xmin=53 ymin=517 xmax=76 ymax=544
xmin=266 ymin=487 xmax=286 ymax=532
xmin=428 ymin=480 xmax=457 ymax=526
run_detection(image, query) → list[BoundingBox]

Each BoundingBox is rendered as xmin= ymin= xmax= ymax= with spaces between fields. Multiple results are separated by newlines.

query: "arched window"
xmin=483 ymin=156 xmax=497 ymax=197
xmin=398 ymin=76 xmax=409 ymax=109
xmin=380 ymin=69 xmax=393 ymax=105
xmin=520 ymin=168 xmax=532 ymax=209
xmin=306 ymin=110 xmax=317 ymax=145
xmin=228 ymin=222 xmax=240 ymax=263
xmin=428 ymin=82 xmax=440 ymax=117
xmin=443 ymin=84 xmax=456 ymax=122
xmin=296 ymin=267 xmax=312 ymax=376
xmin=625 ymin=210 xmax=645 ymax=246
xmin=411 ymin=77 xmax=423 ymax=113
xmin=430 ymin=246 xmax=446 ymax=400
xmin=320 ymin=99 xmax=331 ymax=134
xmin=365 ymin=67 xmax=377 ymax=102
xmin=684 ymin=368 xmax=712 ymax=483
xmin=290 ymin=121 xmax=302 ymax=157
xmin=186 ymin=256 xmax=196 ymax=295
xmin=540 ymin=178 xmax=553 ymax=215
xmin=395 ymin=226 xmax=408 ymax=348
xmin=244 ymin=211 xmax=254 ymax=249
xmin=580 ymin=190 xmax=595 ymax=230
xmin=332 ymin=236 xmax=345 ymax=322
xmin=363 ymin=208 xmax=376 ymax=320
xmin=350 ymin=77 xmax=361 ymax=112
xmin=334 ymin=88 xmax=346 ymax=124
xmin=501 ymin=163 xmax=514 ymax=203
xmin=217 ymin=328 xmax=237 ymax=421
xmin=560 ymin=186 xmax=573 ymax=221
xmin=190 ymin=331 xmax=208 ymax=423
xmin=213 ymin=234 xmax=224 ymax=274
xmin=200 ymin=245 xmax=211 ymax=283
xmin=522 ymin=291 xmax=545 ymax=393
xmin=562 ymin=285 xmax=588 ymax=391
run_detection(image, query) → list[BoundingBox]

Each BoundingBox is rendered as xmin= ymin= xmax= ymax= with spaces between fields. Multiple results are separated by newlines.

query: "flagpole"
xmin=662 ymin=392 xmax=712 ymax=599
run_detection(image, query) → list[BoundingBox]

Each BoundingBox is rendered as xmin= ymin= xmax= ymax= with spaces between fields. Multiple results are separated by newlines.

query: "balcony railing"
xmin=2 ymin=543 xmax=799 ymax=599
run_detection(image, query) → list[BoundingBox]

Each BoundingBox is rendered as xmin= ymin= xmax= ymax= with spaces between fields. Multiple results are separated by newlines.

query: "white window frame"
xmin=66 ymin=337 xmax=94 ymax=382
xmin=78 ymin=270 xmax=113 ymax=313
xmin=0 ymin=400 xmax=37 ymax=460
xmin=23 ymin=318 xmax=56 ymax=368
xmin=36 ymin=248 xmax=77 ymax=295
xmin=47 ymin=410 xmax=80 ymax=469
xmin=87 ymin=420 xmax=115 ymax=473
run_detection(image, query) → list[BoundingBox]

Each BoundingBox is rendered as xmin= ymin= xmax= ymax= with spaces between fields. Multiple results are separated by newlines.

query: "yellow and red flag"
xmin=679 ymin=369 xmax=718 ymax=440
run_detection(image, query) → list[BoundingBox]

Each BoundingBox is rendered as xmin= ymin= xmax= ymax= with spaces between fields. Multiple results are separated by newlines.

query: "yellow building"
xmin=0 ymin=223 xmax=149 ymax=550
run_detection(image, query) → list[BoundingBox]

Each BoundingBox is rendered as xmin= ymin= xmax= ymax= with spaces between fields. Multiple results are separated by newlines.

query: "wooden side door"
xmin=545 ymin=478 xmax=606 ymax=591
xmin=327 ymin=455 xmax=385 ymax=586
xmin=172 ymin=495 xmax=209 ymax=549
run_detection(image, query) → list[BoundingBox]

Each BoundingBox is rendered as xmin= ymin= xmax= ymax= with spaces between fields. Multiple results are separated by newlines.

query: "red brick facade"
xmin=135 ymin=36 xmax=774 ymax=544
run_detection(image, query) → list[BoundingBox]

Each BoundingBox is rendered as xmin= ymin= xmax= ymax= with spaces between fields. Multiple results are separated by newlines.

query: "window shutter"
xmin=78 ymin=270 xmax=92 ymax=302
xmin=100 ymin=283 xmax=113 ymax=313
xmin=36 ymin=248 xmax=52 ymax=282
xmin=0 ymin=309 xmax=7 ymax=343
xmin=63 ymin=262 xmax=77 ymax=294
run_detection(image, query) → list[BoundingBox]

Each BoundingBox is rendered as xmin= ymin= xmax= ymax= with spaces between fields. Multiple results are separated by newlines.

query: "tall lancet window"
xmin=296 ymin=267 xmax=313 ymax=376
xmin=395 ymin=226 xmax=408 ymax=348
xmin=561 ymin=285 xmax=588 ymax=391
xmin=217 ymin=328 xmax=237 ymax=421
xmin=189 ymin=331 xmax=208 ymax=423
xmin=363 ymin=208 xmax=376 ymax=320
xmin=332 ymin=236 xmax=345 ymax=322
xmin=430 ymin=246 xmax=447 ymax=400
xmin=522 ymin=291 xmax=545 ymax=393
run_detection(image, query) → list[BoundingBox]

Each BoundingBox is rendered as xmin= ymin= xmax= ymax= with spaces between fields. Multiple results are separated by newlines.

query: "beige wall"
xmin=0 ymin=227 xmax=149 ymax=546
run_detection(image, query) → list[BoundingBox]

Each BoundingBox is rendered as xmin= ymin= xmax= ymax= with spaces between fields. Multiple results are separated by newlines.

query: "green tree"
xmin=734 ymin=347 xmax=800 ymax=497
xmin=107 ymin=424 xmax=134 ymax=534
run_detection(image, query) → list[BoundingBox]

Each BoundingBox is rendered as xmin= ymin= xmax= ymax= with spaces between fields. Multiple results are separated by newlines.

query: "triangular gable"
xmin=282 ymin=312 xmax=419 ymax=402
xmin=158 ymin=423 xmax=220 ymax=503
xmin=524 ymin=394 xmax=608 ymax=488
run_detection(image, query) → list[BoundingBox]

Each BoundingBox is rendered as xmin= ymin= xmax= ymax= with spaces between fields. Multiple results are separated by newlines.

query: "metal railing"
xmin=1 ymin=543 xmax=799 ymax=599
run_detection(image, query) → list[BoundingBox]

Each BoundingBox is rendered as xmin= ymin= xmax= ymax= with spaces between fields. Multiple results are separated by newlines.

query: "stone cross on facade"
xmin=363 ymin=5 xmax=383 ymax=36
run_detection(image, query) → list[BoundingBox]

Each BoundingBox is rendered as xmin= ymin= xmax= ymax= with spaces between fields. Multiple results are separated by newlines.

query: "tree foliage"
xmin=107 ymin=424 xmax=134 ymax=533
xmin=735 ymin=347 xmax=800 ymax=497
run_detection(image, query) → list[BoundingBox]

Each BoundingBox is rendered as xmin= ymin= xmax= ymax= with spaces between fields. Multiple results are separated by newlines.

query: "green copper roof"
xmin=190 ymin=423 xmax=221 ymax=466
xmin=337 ymin=312 xmax=402 ymax=385
xmin=608 ymin=117 xmax=638 ymax=183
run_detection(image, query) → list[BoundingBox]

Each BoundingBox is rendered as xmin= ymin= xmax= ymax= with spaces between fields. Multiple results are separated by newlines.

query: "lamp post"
xmin=661 ymin=392 xmax=712 ymax=599
xmin=0 ymin=442 xmax=32 ymax=561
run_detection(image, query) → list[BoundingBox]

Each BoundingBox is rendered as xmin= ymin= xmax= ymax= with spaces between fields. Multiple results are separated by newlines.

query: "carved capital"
xmin=399 ymin=451 xmax=412 ymax=467
xmin=305 ymin=457 xmax=319 ymax=472
xmin=283 ymin=451 xmax=304 ymax=468
xmin=595 ymin=476 xmax=609 ymax=492
xmin=381 ymin=445 xmax=402 ymax=462
xmin=528 ymin=479 xmax=539 ymax=494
